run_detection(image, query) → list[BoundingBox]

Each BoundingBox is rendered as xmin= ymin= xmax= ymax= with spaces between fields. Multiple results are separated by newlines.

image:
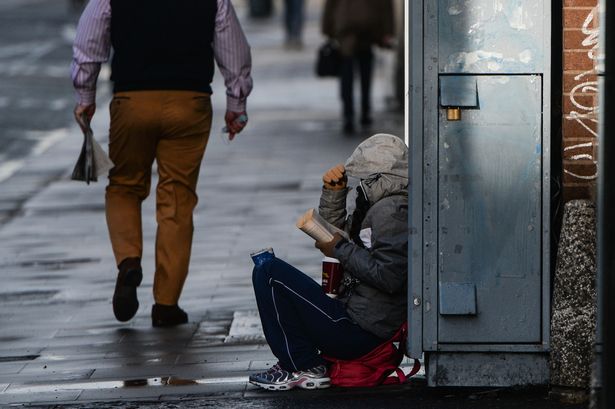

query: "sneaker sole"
xmin=249 ymin=380 xmax=294 ymax=391
xmin=249 ymin=377 xmax=331 ymax=391
xmin=296 ymin=376 xmax=331 ymax=390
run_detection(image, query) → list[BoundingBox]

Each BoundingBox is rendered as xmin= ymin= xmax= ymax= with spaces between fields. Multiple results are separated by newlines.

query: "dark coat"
xmin=319 ymin=174 xmax=408 ymax=340
xmin=321 ymin=0 xmax=395 ymax=56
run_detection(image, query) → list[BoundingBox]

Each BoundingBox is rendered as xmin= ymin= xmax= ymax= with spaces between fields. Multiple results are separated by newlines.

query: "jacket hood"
xmin=345 ymin=133 xmax=408 ymax=180
xmin=359 ymin=173 xmax=408 ymax=205
xmin=346 ymin=134 xmax=408 ymax=204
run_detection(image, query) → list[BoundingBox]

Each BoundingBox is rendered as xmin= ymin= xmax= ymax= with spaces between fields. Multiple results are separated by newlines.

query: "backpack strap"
xmin=408 ymin=358 xmax=421 ymax=377
xmin=382 ymin=368 xmax=406 ymax=385
xmin=382 ymin=359 xmax=421 ymax=385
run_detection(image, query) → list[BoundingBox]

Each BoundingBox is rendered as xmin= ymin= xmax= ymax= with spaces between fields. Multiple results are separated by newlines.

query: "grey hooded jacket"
xmin=318 ymin=173 xmax=408 ymax=340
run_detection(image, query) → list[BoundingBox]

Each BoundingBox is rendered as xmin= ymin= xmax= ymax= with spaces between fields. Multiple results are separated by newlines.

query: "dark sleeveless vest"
xmin=110 ymin=0 xmax=217 ymax=94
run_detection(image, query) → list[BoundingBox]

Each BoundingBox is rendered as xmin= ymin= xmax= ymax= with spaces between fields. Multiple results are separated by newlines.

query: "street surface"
xmin=0 ymin=0 xmax=95 ymax=224
xmin=0 ymin=0 xmax=583 ymax=408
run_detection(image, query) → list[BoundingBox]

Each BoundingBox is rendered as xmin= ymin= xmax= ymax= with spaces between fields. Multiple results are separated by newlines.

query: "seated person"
xmin=249 ymin=134 xmax=408 ymax=391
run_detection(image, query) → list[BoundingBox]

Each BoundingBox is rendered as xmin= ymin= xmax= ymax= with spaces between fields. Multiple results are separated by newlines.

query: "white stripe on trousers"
xmin=269 ymin=278 xmax=352 ymax=371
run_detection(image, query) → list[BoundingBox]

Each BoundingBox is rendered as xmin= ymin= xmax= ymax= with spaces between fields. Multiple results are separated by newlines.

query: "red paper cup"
xmin=322 ymin=257 xmax=343 ymax=297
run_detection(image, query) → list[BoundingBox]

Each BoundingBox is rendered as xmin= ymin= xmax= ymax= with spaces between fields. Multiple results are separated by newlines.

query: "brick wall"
xmin=562 ymin=0 xmax=600 ymax=202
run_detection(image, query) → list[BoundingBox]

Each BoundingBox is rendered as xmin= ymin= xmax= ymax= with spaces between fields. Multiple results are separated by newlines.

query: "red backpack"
xmin=322 ymin=322 xmax=421 ymax=387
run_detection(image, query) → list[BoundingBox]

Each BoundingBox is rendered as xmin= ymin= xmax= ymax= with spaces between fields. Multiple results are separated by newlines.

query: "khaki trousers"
xmin=106 ymin=90 xmax=212 ymax=305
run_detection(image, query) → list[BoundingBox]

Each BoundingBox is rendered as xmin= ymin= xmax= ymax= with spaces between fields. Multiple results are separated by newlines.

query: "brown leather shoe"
xmin=112 ymin=257 xmax=142 ymax=322
xmin=151 ymin=304 xmax=188 ymax=327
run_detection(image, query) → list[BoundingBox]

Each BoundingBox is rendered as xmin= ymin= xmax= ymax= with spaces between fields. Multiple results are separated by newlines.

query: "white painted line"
xmin=0 ymin=160 xmax=25 ymax=184
xmin=31 ymin=128 xmax=69 ymax=156
xmin=4 ymin=375 xmax=250 ymax=395
xmin=2 ymin=365 xmax=423 ymax=395
xmin=17 ymin=98 xmax=37 ymax=109
xmin=0 ymin=40 xmax=58 ymax=61
xmin=0 ymin=128 xmax=68 ymax=184
xmin=197 ymin=376 xmax=248 ymax=385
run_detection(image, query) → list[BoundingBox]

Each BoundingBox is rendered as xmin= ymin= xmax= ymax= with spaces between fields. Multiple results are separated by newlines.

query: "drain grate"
xmin=0 ymin=355 xmax=39 ymax=363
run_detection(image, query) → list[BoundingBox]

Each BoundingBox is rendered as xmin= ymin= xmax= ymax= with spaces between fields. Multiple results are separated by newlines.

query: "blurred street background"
xmin=0 ymin=0 xmax=411 ymax=407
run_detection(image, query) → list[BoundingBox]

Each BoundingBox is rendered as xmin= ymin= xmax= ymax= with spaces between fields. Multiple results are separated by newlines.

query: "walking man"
xmin=71 ymin=0 xmax=252 ymax=327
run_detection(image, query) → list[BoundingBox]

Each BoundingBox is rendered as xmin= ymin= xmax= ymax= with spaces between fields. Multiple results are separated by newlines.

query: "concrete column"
xmin=550 ymin=200 xmax=597 ymax=403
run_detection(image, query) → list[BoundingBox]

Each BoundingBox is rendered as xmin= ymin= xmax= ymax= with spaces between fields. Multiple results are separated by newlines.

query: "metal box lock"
xmin=446 ymin=108 xmax=462 ymax=121
xmin=439 ymin=76 xmax=479 ymax=121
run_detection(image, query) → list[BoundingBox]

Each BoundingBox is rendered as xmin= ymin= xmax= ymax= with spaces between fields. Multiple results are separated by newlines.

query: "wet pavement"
xmin=0 ymin=1 xmax=588 ymax=409
xmin=0 ymin=0 xmax=93 ymax=224
xmin=20 ymin=385 xmax=584 ymax=409
xmin=0 ymin=0 xmax=407 ymax=407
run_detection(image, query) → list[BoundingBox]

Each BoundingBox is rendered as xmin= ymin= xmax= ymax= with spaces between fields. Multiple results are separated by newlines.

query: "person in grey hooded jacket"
xmin=249 ymin=134 xmax=408 ymax=391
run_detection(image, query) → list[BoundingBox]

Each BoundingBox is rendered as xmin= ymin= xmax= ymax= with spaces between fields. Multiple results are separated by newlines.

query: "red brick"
xmin=564 ymin=0 xmax=598 ymax=7
xmin=563 ymin=7 xmax=596 ymax=29
xmin=562 ymin=183 xmax=596 ymax=202
xmin=563 ymin=118 xmax=599 ymax=138
xmin=564 ymin=29 xmax=591 ymax=50
xmin=562 ymin=0 xmax=600 ymax=202
xmin=564 ymin=50 xmax=597 ymax=71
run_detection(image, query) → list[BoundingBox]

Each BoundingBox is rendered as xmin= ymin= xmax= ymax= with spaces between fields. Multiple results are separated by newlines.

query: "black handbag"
xmin=316 ymin=40 xmax=341 ymax=77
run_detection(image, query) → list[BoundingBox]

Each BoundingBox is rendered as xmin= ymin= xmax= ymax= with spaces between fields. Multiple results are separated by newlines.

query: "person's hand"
xmin=322 ymin=164 xmax=347 ymax=190
xmin=225 ymin=111 xmax=248 ymax=141
xmin=315 ymin=232 xmax=344 ymax=258
xmin=74 ymin=103 xmax=96 ymax=132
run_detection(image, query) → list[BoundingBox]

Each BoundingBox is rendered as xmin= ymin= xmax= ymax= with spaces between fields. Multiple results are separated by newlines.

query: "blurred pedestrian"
xmin=284 ymin=0 xmax=305 ymax=49
xmin=322 ymin=0 xmax=395 ymax=134
xmin=71 ymin=0 xmax=252 ymax=327
xmin=249 ymin=134 xmax=408 ymax=390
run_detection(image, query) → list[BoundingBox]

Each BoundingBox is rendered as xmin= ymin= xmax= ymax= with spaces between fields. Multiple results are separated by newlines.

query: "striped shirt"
xmin=71 ymin=0 xmax=253 ymax=112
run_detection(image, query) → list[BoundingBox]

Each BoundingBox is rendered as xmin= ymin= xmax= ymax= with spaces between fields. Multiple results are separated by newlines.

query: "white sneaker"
xmin=249 ymin=363 xmax=331 ymax=391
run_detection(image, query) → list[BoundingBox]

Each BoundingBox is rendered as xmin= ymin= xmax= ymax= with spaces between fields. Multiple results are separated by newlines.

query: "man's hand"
xmin=315 ymin=232 xmax=344 ymax=258
xmin=74 ymin=103 xmax=96 ymax=132
xmin=225 ymin=111 xmax=248 ymax=141
xmin=322 ymin=164 xmax=347 ymax=190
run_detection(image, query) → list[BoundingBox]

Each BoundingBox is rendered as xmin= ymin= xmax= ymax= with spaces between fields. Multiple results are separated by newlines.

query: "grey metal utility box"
xmin=408 ymin=0 xmax=551 ymax=387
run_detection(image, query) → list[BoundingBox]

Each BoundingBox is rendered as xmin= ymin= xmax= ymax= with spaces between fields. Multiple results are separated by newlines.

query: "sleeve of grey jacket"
xmin=334 ymin=201 xmax=408 ymax=294
xmin=318 ymin=187 xmax=348 ymax=230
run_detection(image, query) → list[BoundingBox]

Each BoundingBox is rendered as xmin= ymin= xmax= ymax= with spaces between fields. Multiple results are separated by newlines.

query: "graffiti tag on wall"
xmin=564 ymin=6 xmax=600 ymax=181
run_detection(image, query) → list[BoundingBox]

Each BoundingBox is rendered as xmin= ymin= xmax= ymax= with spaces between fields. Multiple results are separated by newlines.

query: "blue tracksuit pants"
xmin=252 ymin=257 xmax=384 ymax=371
